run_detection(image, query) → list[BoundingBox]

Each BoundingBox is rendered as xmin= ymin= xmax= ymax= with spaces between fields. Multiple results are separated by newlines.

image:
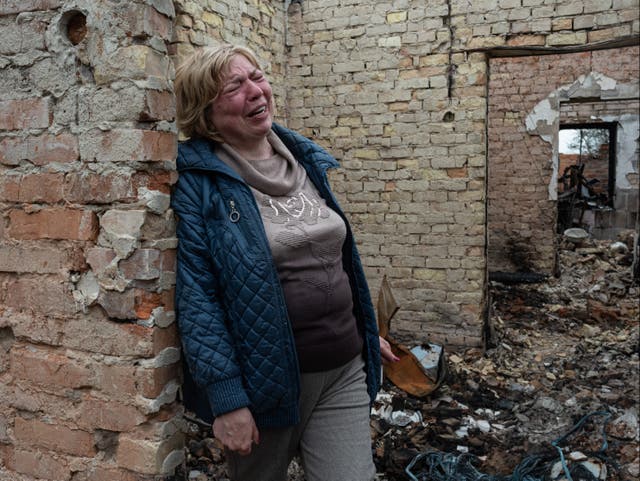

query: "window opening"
xmin=557 ymin=122 xmax=616 ymax=233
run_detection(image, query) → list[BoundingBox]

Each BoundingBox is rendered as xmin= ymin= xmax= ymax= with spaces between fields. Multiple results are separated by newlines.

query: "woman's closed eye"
xmin=223 ymin=82 xmax=241 ymax=94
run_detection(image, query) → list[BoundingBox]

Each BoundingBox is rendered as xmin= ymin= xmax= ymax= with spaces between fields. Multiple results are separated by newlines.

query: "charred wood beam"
xmin=468 ymin=35 xmax=640 ymax=57
xmin=489 ymin=271 xmax=549 ymax=284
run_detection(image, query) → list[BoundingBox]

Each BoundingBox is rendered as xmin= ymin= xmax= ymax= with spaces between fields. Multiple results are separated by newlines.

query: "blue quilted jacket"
xmin=172 ymin=123 xmax=381 ymax=428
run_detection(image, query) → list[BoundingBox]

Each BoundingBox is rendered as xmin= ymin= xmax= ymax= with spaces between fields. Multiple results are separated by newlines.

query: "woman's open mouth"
xmin=248 ymin=105 xmax=267 ymax=117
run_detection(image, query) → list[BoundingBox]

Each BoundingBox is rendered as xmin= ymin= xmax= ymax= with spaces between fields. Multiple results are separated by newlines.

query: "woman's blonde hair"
xmin=175 ymin=44 xmax=264 ymax=141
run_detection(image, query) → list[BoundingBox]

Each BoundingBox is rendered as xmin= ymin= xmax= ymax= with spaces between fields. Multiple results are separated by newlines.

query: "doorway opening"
xmin=557 ymin=122 xmax=617 ymax=233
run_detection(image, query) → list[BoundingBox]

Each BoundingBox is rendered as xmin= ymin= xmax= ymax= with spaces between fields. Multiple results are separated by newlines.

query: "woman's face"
xmin=210 ymin=54 xmax=273 ymax=148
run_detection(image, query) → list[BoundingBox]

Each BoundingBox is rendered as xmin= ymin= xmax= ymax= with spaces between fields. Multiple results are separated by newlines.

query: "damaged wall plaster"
xmin=525 ymin=97 xmax=559 ymax=200
xmin=611 ymin=114 xmax=638 ymax=190
xmin=526 ymin=72 xmax=640 ymax=200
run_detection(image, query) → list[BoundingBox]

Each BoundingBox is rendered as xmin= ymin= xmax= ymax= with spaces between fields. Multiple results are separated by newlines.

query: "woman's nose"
xmin=246 ymin=80 xmax=263 ymax=98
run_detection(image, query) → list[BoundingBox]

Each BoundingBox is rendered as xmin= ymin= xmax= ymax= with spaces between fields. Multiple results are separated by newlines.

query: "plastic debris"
xmin=564 ymin=227 xmax=589 ymax=244
xmin=371 ymin=394 xmax=424 ymax=427
xmin=410 ymin=344 xmax=444 ymax=383
xmin=376 ymin=276 xmax=446 ymax=397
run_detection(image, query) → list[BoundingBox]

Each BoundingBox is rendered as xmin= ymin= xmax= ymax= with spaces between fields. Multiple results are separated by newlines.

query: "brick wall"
xmin=488 ymin=46 xmax=639 ymax=274
xmin=0 ymin=1 xmax=182 ymax=479
xmin=285 ymin=1 xmax=638 ymax=345
xmin=171 ymin=0 xmax=288 ymax=122
xmin=285 ymin=1 xmax=489 ymax=347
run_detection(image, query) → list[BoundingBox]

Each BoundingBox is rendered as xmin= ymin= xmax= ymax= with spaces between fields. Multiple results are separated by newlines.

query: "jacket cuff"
xmin=205 ymin=377 xmax=251 ymax=416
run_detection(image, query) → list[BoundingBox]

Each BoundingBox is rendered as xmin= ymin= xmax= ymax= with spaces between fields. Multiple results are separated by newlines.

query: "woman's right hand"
xmin=212 ymin=407 xmax=260 ymax=456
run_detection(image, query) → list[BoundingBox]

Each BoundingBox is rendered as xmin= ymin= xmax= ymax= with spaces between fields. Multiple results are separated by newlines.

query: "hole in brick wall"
xmin=0 ymin=327 xmax=15 ymax=373
xmin=94 ymin=429 xmax=119 ymax=459
xmin=0 ymin=326 xmax=14 ymax=344
xmin=61 ymin=10 xmax=87 ymax=45
xmin=443 ymin=111 xmax=455 ymax=122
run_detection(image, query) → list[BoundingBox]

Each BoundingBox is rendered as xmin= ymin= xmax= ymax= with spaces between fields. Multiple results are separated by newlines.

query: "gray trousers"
xmin=226 ymin=355 xmax=376 ymax=481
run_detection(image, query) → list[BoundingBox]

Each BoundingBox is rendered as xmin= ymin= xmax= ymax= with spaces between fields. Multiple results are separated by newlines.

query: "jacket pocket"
xmin=221 ymin=195 xmax=265 ymax=258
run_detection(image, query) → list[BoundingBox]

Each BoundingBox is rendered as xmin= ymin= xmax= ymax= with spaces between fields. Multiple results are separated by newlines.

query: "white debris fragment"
xmin=390 ymin=410 xmax=423 ymax=427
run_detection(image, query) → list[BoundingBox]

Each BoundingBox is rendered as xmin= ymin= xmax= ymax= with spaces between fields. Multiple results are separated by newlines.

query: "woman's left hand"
xmin=379 ymin=336 xmax=399 ymax=364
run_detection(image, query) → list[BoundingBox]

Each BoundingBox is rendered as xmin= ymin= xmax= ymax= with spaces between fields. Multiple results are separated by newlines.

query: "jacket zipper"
xmin=229 ymin=190 xmax=301 ymax=398
xmin=228 ymin=194 xmax=292 ymax=331
xmin=228 ymin=199 xmax=240 ymax=223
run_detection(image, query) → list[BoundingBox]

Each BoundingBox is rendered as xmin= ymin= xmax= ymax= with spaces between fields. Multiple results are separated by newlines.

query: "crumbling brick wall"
xmin=488 ymin=46 xmax=639 ymax=274
xmin=0 ymin=1 xmax=180 ymax=479
xmin=0 ymin=0 xmax=288 ymax=479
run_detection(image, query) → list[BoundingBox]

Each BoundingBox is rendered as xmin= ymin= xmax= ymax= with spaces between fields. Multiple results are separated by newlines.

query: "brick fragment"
xmin=94 ymin=363 xmax=137 ymax=397
xmin=99 ymin=209 xmax=145 ymax=244
xmin=154 ymin=324 xmax=179 ymax=358
xmin=140 ymin=210 xmax=176 ymax=241
xmin=86 ymin=247 xmax=118 ymax=275
xmin=120 ymin=249 xmax=161 ymax=281
xmin=10 ymin=344 xmax=91 ymax=389
xmin=8 ymin=208 xmax=98 ymax=241
xmin=161 ymin=249 xmax=176 ymax=272
xmin=4 ymin=276 xmax=77 ymax=317
xmin=546 ymin=31 xmax=588 ymax=45
xmin=135 ymin=289 xmax=174 ymax=320
xmin=133 ymin=171 xmax=177 ymax=195
xmin=0 ymin=246 xmax=83 ymax=274
xmin=386 ymin=11 xmax=408 ymax=23
xmin=125 ymin=4 xmax=174 ymax=40
xmin=139 ymin=363 xmax=180 ymax=398
xmin=0 ymin=134 xmax=78 ymax=166
xmin=2 ymin=311 xmax=64 ymax=346
xmin=80 ymin=86 xmax=146 ymax=122
xmin=116 ymin=430 xmax=184 ymax=475
xmin=64 ymin=171 xmax=135 ymax=204
xmin=0 ymin=0 xmax=61 ymax=15
xmin=447 ymin=167 xmax=468 ymax=178
xmin=0 ymin=18 xmax=47 ymax=55
xmin=97 ymin=289 xmax=137 ymax=320
xmin=6 ymin=447 xmax=69 ymax=481
xmin=507 ymin=34 xmax=546 ymax=46
xmin=588 ymin=25 xmax=632 ymax=43
xmin=93 ymin=46 xmax=172 ymax=84
xmin=78 ymin=396 xmax=146 ymax=432
xmin=17 ymin=173 xmax=64 ymax=203
xmin=80 ymin=129 xmax=176 ymax=162
xmin=0 ymin=98 xmax=50 ymax=131
xmin=0 ymin=174 xmax=20 ymax=201
xmin=61 ymin=313 xmax=157 ymax=357
xmin=142 ymin=90 xmax=176 ymax=121
xmin=14 ymin=417 xmax=96 ymax=457
xmin=551 ymin=18 xmax=573 ymax=30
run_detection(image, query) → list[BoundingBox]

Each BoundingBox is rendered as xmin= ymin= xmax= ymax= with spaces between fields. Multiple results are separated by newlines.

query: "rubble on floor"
xmin=174 ymin=233 xmax=639 ymax=481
